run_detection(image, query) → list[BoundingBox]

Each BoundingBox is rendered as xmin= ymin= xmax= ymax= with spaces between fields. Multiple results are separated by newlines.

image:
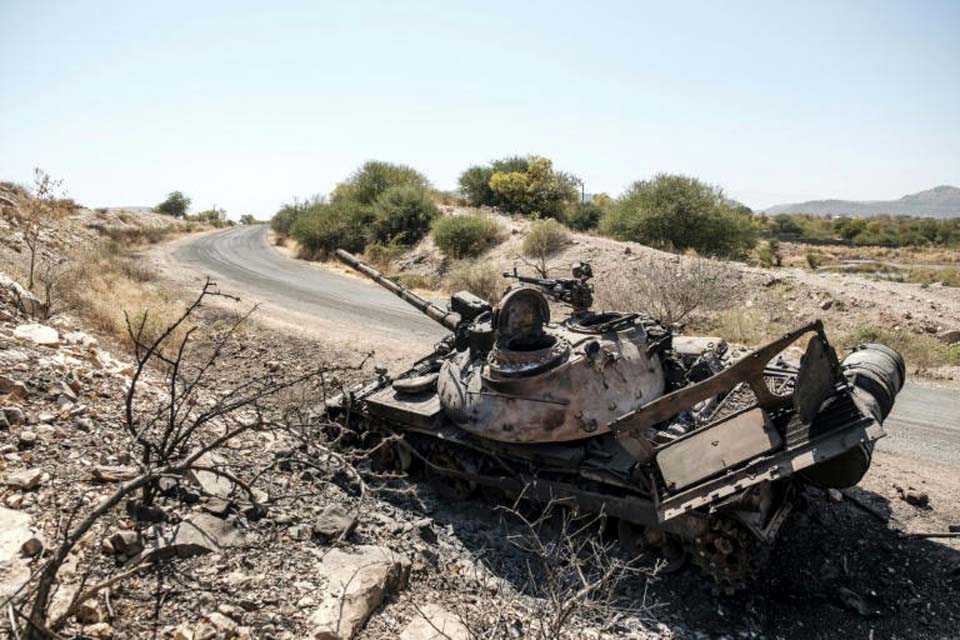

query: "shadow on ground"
xmin=397 ymin=480 xmax=960 ymax=640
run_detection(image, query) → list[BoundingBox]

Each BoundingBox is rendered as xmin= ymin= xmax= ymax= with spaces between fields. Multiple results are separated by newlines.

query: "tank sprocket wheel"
xmin=688 ymin=517 xmax=766 ymax=594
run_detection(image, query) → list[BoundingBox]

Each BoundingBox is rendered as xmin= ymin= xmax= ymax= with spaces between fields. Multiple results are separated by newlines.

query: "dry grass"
xmin=63 ymin=235 xmax=190 ymax=347
xmin=443 ymin=259 xmax=505 ymax=303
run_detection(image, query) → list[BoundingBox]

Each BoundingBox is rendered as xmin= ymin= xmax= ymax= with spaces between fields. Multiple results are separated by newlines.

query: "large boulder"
xmin=306 ymin=546 xmax=410 ymax=640
xmin=13 ymin=323 xmax=59 ymax=346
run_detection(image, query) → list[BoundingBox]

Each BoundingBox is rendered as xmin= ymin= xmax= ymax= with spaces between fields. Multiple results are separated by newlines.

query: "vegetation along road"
xmin=174 ymin=224 xmax=960 ymax=467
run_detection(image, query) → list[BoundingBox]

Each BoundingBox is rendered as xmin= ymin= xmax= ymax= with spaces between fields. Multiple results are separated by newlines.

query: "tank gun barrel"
xmin=335 ymin=249 xmax=460 ymax=331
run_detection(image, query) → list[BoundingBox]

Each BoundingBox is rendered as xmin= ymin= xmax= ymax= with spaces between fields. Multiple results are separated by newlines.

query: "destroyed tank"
xmin=329 ymin=249 xmax=905 ymax=590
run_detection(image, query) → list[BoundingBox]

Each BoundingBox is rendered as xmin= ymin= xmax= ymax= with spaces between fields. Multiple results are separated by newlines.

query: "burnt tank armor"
xmin=331 ymin=249 xmax=904 ymax=591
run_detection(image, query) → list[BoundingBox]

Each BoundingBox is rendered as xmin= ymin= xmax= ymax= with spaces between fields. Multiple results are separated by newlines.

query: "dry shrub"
xmin=396 ymin=272 xmax=438 ymax=290
xmin=521 ymin=219 xmax=570 ymax=277
xmin=444 ymin=259 xmax=504 ymax=303
xmin=363 ymin=241 xmax=406 ymax=271
xmin=595 ymin=256 xmax=728 ymax=325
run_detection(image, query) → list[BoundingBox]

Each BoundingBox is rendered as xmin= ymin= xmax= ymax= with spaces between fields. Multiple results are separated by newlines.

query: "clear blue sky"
xmin=2 ymin=0 xmax=958 ymax=218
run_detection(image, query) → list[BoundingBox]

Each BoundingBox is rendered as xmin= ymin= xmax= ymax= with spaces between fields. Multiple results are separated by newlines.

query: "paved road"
xmin=173 ymin=224 xmax=446 ymax=344
xmin=173 ymin=225 xmax=960 ymax=466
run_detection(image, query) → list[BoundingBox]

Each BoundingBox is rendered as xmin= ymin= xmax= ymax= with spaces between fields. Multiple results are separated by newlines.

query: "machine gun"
xmin=502 ymin=262 xmax=594 ymax=313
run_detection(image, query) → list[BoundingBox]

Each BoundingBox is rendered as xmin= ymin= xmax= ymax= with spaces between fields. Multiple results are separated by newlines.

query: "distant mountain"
xmin=765 ymin=186 xmax=960 ymax=218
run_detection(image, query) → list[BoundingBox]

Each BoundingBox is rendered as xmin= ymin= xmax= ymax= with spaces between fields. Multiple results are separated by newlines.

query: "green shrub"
xmin=444 ymin=260 xmax=504 ymax=303
xmin=599 ymin=174 xmax=757 ymax=258
xmin=805 ymin=251 xmax=824 ymax=269
xmin=370 ymin=185 xmax=438 ymax=245
xmin=458 ymin=156 xmax=530 ymax=208
xmin=331 ymin=161 xmax=430 ymax=206
xmin=522 ymin=219 xmax=569 ymax=259
xmin=155 ymin=191 xmax=190 ymax=218
xmin=566 ymin=202 xmax=603 ymax=231
xmin=272 ymin=198 xmax=319 ymax=236
xmin=432 ymin=214 xmax=503 ymax=259
xmin=488 ymin=156 xmax=578 ymax=220
xmin=290 ymin=201 xmax=372 ymax=259
xmin=754 ymin=239 xmax=782 ymax=267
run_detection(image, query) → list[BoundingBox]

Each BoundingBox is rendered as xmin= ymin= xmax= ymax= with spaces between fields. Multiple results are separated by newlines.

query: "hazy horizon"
xmin=2 ymin=1 xmax=958 ymax=218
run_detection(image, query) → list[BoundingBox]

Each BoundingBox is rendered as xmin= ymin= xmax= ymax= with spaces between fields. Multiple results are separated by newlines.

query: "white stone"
xmin=400 ymin=603 xmax=469 ymax=640
xmin=307 ymin=546 xmax=410 ymax=640
xmin=0 ymin=508 xmax=33 ymax=602
xmin=13 ymin=323 xmax=59 ymax=346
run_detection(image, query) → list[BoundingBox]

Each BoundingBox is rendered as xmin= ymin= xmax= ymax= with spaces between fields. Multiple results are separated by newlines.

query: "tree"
xmin=488 ymin=156 xmax=578 ymax=220
xmin=331 ymin=161 xmax=430 ymax=206
xmin=370 ymin=184 xmax=438 ymax=245
xmin=155 ymin=191 xmax=190 ymax=218
xmin=239 ymin=214 xmax=257 ymax=225
xmin=599 ymin=174 xmax=757 ymax=258
xmin=188 ymin=207 xmax=228 ymax=228
xmin=457 ymin=156 xmax=530 ymax=208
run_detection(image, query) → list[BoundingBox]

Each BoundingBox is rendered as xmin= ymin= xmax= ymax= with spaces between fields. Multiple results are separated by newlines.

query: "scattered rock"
xmin=306 ymin=546 xmax=410 ymax=640
xmin=103 ymin=530 xmax=143 ymax=556
xmin=937 ymin=329 xmax=960 ymax=345
xmin=187 ymin=453 xmax=236 ymax=500
xmin=92 ymin=465 xmax=138 ymax=482
xmin=82 ymin=622 xmax=113 ymax=638
xmin=76 ymin=599 xmax=106 ymax=624
xmin=0 ymin=376 xmax=27 ymax=400
xmin=21 ymin=536 xmax=43 ymax=557
xmin=903 ymin=490 xmax=930 ymax=508
xmin=413 ymin=518 xmax=437 ymax=545
xmin=827 ymin=488 xmax=843 ymax=503
xmin=6 ymin=468 xmax=45 ymax=490
xmin=2 ymin=405 xmax=25 ymax=425
xmin=312 ymin=505 xmax=357 ymax=543
xmin=13 ymin=323 xmax=59 ymax=346
xmin=205 ymin=611 xmax=238 ymax=635
xmin=400 ymin=603 xmax=469 ymax=640
xmin=141 ymin=513 xmax=245 ymax=561
xmin=820 ymin=299 xmax=833 ymax=311
xmin=0 ymin=508 xmax=33 ymax=601
xmin=18 ymin=430 xmax=38 ymax=447
xmin=837 ymin=587 xmax=882 ymax=617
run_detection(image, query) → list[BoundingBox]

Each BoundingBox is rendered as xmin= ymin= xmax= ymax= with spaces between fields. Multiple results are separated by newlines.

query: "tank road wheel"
xmin=688 ymin=518 xmax=763 ymax=594
xmin=426 ymin=448 xmax=478 ymax=500
xmin=618 ymin=521 xmax=686 ymax=573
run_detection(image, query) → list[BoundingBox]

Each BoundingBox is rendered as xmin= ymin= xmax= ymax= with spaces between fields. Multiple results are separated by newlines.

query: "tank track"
xmin=368 ymin=425 xmax=776 ymax=593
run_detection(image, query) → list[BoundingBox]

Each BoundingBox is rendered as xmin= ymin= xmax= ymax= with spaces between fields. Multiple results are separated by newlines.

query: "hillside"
xmin=766 ymin=185 xmax=960 ymax=218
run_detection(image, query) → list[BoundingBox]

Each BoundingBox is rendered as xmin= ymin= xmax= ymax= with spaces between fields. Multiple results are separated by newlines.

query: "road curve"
xmin=172 ymin=225 xmax=960 ymax=466
xmin=172 ymin=224 xmax=447 ymax=343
